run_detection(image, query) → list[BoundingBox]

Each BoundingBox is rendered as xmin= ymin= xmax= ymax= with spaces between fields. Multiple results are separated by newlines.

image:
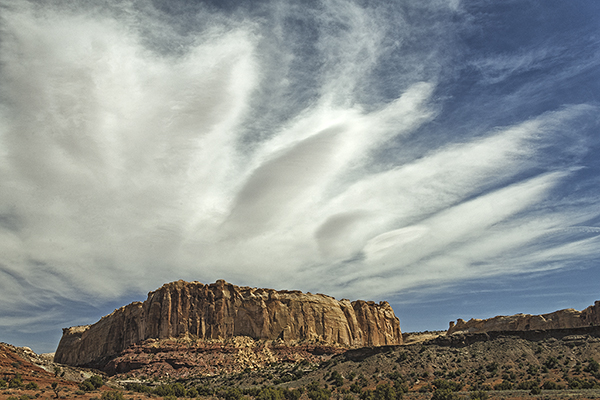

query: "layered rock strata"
xmin=55 ymin=280 xmax=401 ymax=367
xmin=448 ymin=301 xmax=600 ymax=335
xmin=103 ymin=336 xmax=345 ymax=377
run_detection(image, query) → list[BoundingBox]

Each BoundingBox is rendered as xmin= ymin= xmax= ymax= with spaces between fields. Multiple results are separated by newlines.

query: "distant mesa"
xmin=54 ymin=280 xmax=402 ymax=371
xmin=447 ymin=300 xmax=600 ymax=335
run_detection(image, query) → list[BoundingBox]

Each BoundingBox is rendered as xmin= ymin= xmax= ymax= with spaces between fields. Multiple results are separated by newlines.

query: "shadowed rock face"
xmin=54 ymin=280 xmax=401 ymax=367
xmin=447 ymin=301 xmax=600 ymax=335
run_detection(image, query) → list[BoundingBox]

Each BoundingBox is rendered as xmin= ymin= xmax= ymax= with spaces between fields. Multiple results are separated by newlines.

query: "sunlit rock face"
xmin=447 ymin=301 xmax=600 ymax=335
xmin=54 ymin=280 xmax=401 ymax=367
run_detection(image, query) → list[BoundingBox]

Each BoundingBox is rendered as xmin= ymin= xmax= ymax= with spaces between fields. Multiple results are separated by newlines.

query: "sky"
xmin=1 ymin=0 xmax=600 ymax=354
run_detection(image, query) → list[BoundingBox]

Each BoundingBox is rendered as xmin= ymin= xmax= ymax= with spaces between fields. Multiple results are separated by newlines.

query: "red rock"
xmin=447 ymin=300 xmax=600 ymax=335
xmin=55 ymin=280 xmax=401 ymax=369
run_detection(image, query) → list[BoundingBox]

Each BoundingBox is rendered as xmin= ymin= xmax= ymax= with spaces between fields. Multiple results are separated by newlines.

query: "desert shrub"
xmin=25 ymin=382 xmax=38 ymax=390
xmin=485 ymin=363 xmax=498 ymax=374
xmin=567 ymin=378 xmax=600 ymax=389
xmin=431 ymin=389 xmax=460 ymax=400
xmin=0 ymin=379 xmax=7 ymax=388
xmin=154 ymin=384 xmax=174 ymax=397
xmin=387 ymin=372 xmax=403 ymax=381
xmin=493 ymin=381 xmax=512 ymax=391
xmin=526 ymin=365 xmax=539 ymax=375
xmin=79 ymin=380 xmax=95 ymax=392
xmin=330 ymin=371 xmax=344 ymax=387
xmin=542 ymin=381 xmax=562 ymax=390
xmin=100 ymin=391 xmax=124 ymax=400
xmin=356 ymin=375 xmax=368 ymax=388
xmin=255 ymin=386 xmax=285 ymax=400
xmin=530 ymin=386 xmax=542 ymax=395
xmin=125 ymin=383 xmax=152 ymax=394
xmin=9 ymin=374 xmax=23 ymax=388
xmin=350 ymin=382 xmax=362 ymax=394
xmin=584 ymin=358 xmax=600 ymax=373
xmin=544 ymin=356 xmax=559 ymax=369
xmin=468 ymin=390 xmax=488 ymax=400
xmin=196 ymin=385 xmax=214 ymax=396
xmin=89 ymin=375 xmax=104 ymax=389
xmin=283 ymin=388 xmax=303 ymax=400
xmin=516 ymin=380 xmax=538 ymax=390
xmin=307 ymin=382 xmax=331 ymax=400
xmin=172 ymin=383 xmax=186 ymax=397
xmin=418 ymin=384 xmax=432 ymax=393
xmin=220 ymin=387 xmax=243 ymax=400
xmin=80 ymin=375 xmax=103 ymax=391
xmin=432 ymin=379 xmax=462 ymax=392
xmin=186 ymin=387 xmax=199 ymax=398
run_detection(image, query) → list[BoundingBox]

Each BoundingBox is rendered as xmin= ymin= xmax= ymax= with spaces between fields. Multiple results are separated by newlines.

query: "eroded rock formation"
xmin=447 ymin=300 xmax=600 ymax=335
xmin=55 ymin=280 xmax=401 ymax=368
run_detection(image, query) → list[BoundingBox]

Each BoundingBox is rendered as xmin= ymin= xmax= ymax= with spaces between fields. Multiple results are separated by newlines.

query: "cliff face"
xmin=447 ymin=301 xmax=600 ymax=335
xmin=55 ymin=280 xmax=401 ymax=367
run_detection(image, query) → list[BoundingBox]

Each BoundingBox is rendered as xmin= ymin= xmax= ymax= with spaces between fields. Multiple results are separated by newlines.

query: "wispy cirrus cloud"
xmin=1 ymin=0 xmax=599 ymax=351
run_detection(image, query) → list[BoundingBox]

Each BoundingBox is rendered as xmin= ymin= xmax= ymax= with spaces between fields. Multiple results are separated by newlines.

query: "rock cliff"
xmin=447 ymin=300 xmax=600 ymax=335
xmin=55 ymin=280 xmax=401 ymax=367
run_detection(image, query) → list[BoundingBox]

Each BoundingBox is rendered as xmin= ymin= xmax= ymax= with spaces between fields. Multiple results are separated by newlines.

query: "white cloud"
xmin=0 ymin=0 xmax=599 ymax=344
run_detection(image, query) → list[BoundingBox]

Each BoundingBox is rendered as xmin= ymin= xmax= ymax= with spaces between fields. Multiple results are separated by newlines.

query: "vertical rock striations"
xmin=55 ymin=280 xmax=401 ymax=367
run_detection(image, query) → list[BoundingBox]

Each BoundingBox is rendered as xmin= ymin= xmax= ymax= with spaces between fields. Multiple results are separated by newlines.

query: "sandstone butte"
xmin=447 ymin=300 xmax=600 ymax=335
xmin=54 ymin=280 xmax=402 ymax=367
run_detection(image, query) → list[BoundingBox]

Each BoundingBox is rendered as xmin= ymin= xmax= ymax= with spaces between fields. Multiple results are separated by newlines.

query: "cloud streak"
xmin=1 ymin=0 xmax=599 ymax=351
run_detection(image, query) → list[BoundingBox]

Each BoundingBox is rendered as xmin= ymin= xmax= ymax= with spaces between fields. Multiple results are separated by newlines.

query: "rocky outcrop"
xmin=103 ymin=336 xmax=346 ymax=378
xmin=55 ymin=280 xmax=401 ymax=368
xmin=447 ymin=301 xmax=600 ymax=335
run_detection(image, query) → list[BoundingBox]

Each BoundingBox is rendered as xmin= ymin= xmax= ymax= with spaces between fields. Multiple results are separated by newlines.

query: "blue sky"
xmin=1 ymin=0 xmax=600 ymax=354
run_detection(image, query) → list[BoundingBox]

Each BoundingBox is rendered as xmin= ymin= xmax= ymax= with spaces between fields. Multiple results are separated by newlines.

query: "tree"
xmin=51 ymin=382 xmax=60 ymax=399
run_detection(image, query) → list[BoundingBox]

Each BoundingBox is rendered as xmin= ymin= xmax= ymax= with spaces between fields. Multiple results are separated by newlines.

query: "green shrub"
xmin=584 ymin=358 xmax=600 ymax=373
xmin=307 ymin=382 xmax=331 ymax=400
xmin=431 ymin=389 xmax=460 ymax=400
xmin=9 ymin=374 xmax=23 ymax=388
xmin=100 ymin=391 xmax=125 ymax=400
xmin=469 ymin=390 xmax=488 ymax=400
xmin=544 ymin=356 xmax=559 ymax=369
xmin=80 ymin=375 xmax=103 ymax=391
xmin=172 ymin=382 xmax=185 ymax=397
xmin=515 ymin=380 xmax=538 ymax=390
xmin=493 ymin=381 xmax=512 ymax=391
xmin=330 ymin=371 xmax=344 ymax=387
xmin=79 ymin=380 xmax=95 ymax=392
xmin=25 ymin=382 xmax=38 ymax=390
xmin=196 ymin=385 xmax=214 ymax=396
xmin=221 ymin=387 xmax=243 ymax=400
xmin=89 ymin=375 xmax=104 ymax=389
xmin=432 ymin=379 xmax=462 ymax=392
